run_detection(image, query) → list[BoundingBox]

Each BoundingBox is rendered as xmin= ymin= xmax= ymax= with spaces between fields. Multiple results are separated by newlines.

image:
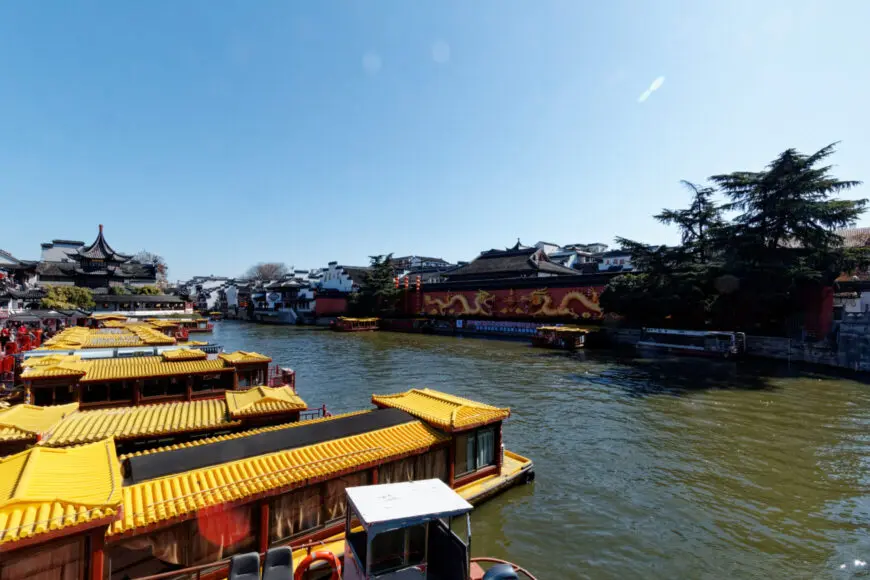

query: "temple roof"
xmin=445 ymin=245 xmax=578 ymax=280
xmin=72 ymin=225 xmax=132 ymax=263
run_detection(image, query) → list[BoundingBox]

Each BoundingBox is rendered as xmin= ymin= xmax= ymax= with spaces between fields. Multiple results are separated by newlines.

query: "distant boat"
xmin=637 ymin=328 xmax=746 ymax=358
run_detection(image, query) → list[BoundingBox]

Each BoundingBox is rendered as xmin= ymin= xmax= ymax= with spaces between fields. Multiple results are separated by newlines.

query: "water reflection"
xmin=211 ymin=322 xmax=870 ymax=578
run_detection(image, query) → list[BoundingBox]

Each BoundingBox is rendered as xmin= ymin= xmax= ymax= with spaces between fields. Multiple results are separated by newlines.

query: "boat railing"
xmin=131 ymin=538 xmax=334 ymax=580
xmin=300 ymin=405 xmax=330 ymax=421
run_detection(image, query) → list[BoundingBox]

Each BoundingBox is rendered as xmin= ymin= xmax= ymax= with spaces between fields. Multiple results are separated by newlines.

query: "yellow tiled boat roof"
xmin=110 ymin=420 xmax=447 ymax=537
xmin=218 ymin=350 xmax=272 ymax=364
xmin=101 ymin=320 xmax=129 ymax=328
xmin=160 ymin=349 xmax=208 ymax=362
xmin=0 ymin=440 xmax=122 ymax=546
xmin=37 ymin=326 xmax=175 ymax=351
xmin=118 ymin=411 xmax=367 ymax=461
xmin=42 ymin=399 xmax=236 ymax=447
xmin=147 ymin=320 xmax=180 ymax=329
xmin=0 ymin=404 xmax=78 ymax=443
xmin=91 ymin=314 xmax=129 ymax=321
xmin=21 ymin=355 xmax=81 ymax=368
xmin=372 ymin=388 xmax=510 ymax=432
xmin=338 ymin=317 xmax=379 ymax=322
xmin=225 ymin=386 xmax=307 ymax=418
xmin=185 ymin=340 xmax=208 ymax=346
xmin=536 ymin=325 xmax=589 ymax=332
xmin=22 ymin=356 xmax=230 ymax=383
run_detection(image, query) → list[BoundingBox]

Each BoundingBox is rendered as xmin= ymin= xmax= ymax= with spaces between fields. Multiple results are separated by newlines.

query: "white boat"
xmin=637 ymin=328 xmax=746 ymax=358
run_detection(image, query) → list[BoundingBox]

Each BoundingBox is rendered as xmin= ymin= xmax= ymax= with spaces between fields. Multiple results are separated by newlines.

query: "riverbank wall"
xmin=602 ymin=315 xmax=870 ymax=372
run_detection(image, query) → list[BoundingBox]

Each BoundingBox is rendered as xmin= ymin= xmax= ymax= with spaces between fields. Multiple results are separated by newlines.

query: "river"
xmin=211 ymin=321 xmax=870 ymax=579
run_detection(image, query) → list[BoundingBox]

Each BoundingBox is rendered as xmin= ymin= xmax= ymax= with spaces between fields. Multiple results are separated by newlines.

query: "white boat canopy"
xmin=346 ymin=479 xmax=473 ymax=533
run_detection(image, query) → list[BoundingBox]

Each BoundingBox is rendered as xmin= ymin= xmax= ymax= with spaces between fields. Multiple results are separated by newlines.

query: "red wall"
xmin=315 ymin=296 xmax=348 ymax=316
xmin=416 ymin=286 xmax=605 ymax=320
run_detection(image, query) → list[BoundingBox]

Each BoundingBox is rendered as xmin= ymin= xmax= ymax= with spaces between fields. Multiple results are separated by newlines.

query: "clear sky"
xmin=2 ymin=1 xmax=869 ymax=281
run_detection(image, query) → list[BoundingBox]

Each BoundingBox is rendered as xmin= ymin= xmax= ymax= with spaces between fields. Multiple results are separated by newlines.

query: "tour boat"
xmin=331 ymin=317 xmax=380 ymax=332
xmin=18 ymin=345 xmax=295 ymax=409
xmin=224 ymin=479 xmax=537 ymax=579
xmin=0 ymin=388 xmax=533 ymax=580
xmin=531 ymin=325 xmax=588 ymax=350
xmin=636 ymin=328 xmax=747 ymax=358
xmin=209 ymin=311 xmax=224 ymax=321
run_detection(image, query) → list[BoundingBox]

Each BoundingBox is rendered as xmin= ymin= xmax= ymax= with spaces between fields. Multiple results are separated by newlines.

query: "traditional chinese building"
xmin=444 ymin=240 xmax=580 ymax=282
xmin=36 ymin=225 xmax=157 ymax=289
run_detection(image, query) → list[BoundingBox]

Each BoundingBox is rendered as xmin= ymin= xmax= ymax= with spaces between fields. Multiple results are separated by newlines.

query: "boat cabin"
xmin=637 ymin=328 xmax=746 ymax=358
xmin=343 ymin=479 xmax=473 ymax=580
xmin=531 ymin=326 xmax=588 ymax=350
xmin=19 ymin=349 xmax=280 ymax=408
xmin=332 ymin=317 xmax=380 ymax=332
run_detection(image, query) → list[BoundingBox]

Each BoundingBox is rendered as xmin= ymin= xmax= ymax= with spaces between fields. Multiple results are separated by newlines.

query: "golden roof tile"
xmin=0 ymin=440 xmax=122 ymax=546
xmin=22 ymin=356 xmax=230 ymax=383
xmin=160 ymin=349 xmax=208 ymax=362
xmin=0 ymin=404 xmax=78 ymax=443
xmin=218 ymin=351 xmax=272 ymax=364
xmin=21 ymin=355 xmax=80 ymax=368
xmin=42 ymin=399 xmax=236 ymax=447
xmin=109 ymin=420 xmax=446 ymax=536
xmin=224 ymin=386 xmax=307 ymax=418
xmin=371 ymin=388 xmax=510 ymax=432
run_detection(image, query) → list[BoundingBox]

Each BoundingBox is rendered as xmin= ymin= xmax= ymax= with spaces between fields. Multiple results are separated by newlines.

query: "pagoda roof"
xmin=73 ymin=225 xmax=131 ymax=263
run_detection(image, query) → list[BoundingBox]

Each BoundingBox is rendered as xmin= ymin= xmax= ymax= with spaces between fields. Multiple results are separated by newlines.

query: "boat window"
xmin=455 ymin=427 xmax=497 ymax=477
xmin=81 ymin=383 xmax=109 ymax=404
xmin=32 ymin=386 xmax=54 ymax=406
xmin=370 ymin=523 xmax=427 ymax=575
xmin=109 ymin=381 xmax=132 ymax=401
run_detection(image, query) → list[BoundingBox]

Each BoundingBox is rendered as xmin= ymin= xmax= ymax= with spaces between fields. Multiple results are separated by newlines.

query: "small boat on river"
xmin=331 ymin=317 xmax=380 ymax=332
xmin=531 ymin=325 xmax=588 ymax=350
xmin=637 ymin=328 xmax=746 ymax=359
xmin=226 ymin=478 xmax=537 ymax=579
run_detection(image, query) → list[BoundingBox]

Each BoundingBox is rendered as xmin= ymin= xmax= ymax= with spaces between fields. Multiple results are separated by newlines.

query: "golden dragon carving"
xmin=528 ymin=288 xmax=602 ymax=318
xmin=424 ymin=290 xmax=496 ymax=316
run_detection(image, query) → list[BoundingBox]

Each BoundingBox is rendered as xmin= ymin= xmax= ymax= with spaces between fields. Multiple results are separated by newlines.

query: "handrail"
xmin=132 ymin=538 xmax=334 ymax=580
xmin=470 ymin=557 xmax=539 ymax=580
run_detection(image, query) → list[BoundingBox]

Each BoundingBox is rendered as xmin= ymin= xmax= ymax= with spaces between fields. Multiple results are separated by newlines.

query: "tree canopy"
xmin=601 ymin=143 xmax=869 ymax=334
xmin=134 ymin=251 xmax=169 ymax=288
xmin=244 ymin=262 xmax=288 ymax=282
xmin=40 ymin=286 xmax=95 ymax=310
xmin=349 ymin=254 xmax=400 ymax=316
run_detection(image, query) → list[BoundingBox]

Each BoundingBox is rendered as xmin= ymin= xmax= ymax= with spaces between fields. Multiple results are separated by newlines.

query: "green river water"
xmin=211 ymin=321 xmax=870 ymax=579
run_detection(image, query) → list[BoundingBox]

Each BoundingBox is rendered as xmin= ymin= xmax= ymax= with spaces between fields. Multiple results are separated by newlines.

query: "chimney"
xmin=99 ymin=224 xmax=103 ymax=233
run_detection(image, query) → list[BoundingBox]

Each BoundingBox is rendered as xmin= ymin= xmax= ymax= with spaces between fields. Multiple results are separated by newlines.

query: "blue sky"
xmin=2 ymin=1 xmax=869 ymax=281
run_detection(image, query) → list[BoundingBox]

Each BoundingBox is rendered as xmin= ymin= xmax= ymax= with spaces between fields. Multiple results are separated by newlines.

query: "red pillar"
xmin=371 ymin=466 xmax=379 ymax=485
xmin=495 ymin=423 xmax=504 ymax=475
xmin=259 ymin=501 xmax=270 ymax=553
xmin=448 ymin=442 xmax=456 ymax=487
xmin=90 ymin=529 xmax=105 ymax=580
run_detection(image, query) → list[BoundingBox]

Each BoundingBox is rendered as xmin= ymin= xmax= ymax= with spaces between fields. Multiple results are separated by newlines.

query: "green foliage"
xmin=136 ymin=286 xmax=161 ymax=295
xmin=349 ymin=254 xmax=401 ymax=316
xmin=40 ymin=286 xmax=96 ymax=310
xmin=603 ymin=143 xmax=869 ymax=333
xmin=109 ymin=286 xmax=129 ymax=295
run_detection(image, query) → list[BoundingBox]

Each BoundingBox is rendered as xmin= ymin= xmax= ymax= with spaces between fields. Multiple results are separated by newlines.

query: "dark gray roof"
xmin=446 ymin=247 xmax=578 ymax=280
xmin=339 ymin=266 xmax=371 ymax=283
xmin=74 ymin=226 xmax=132 ymax=262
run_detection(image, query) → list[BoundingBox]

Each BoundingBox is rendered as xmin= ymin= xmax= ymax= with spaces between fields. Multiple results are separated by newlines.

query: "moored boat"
xmin=531 ymin=325 xmax=588 ymax=350
xmin=331 ymin=317 xmax=380 ymax=332
xmin=636 ymin=328 xmax=746 ymax=358
xmin=0 ymin=388 xmax=533 ymax=580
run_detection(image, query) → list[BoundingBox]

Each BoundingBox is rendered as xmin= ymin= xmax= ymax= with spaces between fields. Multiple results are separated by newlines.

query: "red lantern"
xmin=404 ymin=277 xmax=410 ymax=289
xmin=393 ymin=277 xmax=399 ymax=289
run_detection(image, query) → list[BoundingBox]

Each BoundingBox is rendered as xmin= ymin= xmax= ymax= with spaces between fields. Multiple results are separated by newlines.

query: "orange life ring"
xmin=293 ymin=550 xmax=341 ymax=580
